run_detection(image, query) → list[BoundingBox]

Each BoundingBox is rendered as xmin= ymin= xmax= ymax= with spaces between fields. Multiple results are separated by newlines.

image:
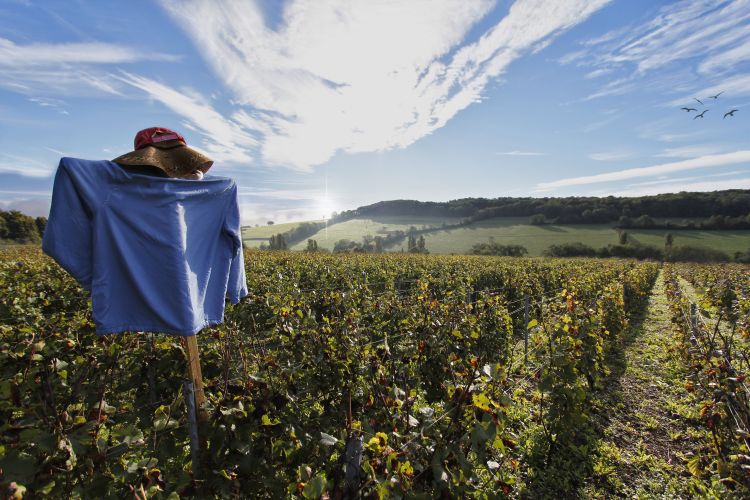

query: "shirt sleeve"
xmin=223 ymin=183 xmax=248 ymax=304
xmin=42 ymin=159 xmax=94 ymax=291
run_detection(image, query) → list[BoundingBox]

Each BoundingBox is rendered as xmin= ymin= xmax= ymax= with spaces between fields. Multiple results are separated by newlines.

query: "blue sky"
xmin=1 ymin=0 xmax=749 ymax=224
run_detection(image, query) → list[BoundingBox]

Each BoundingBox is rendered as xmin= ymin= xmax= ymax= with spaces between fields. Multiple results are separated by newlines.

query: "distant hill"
xmin=337 ymin=190 xmax=750 ymax=226
xmin=268 ymin=217 xmax=749 ymax=256
xmin=242 ymin=190 xmax=750 ymax=257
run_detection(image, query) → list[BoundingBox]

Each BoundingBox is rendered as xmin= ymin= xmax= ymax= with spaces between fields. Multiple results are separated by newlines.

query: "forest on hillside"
xmin=337 ymin=190 xmax=750 ymax=228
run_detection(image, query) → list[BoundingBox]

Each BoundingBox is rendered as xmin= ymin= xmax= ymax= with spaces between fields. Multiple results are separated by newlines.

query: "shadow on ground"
xmin=521 ymin=284 xmax=654 ymax=498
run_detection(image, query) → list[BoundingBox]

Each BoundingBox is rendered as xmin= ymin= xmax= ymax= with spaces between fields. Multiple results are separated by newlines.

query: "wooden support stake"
xmin=183 ymin=380 xmax=202 ymax=476
xmin=184 ymin=335 xmax=208 ymax=422
xmin=343 ymin=435 xmax=364 ymax=493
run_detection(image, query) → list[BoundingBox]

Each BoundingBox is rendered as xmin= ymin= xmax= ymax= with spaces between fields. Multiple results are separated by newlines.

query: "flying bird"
xmin=724 ymin=109 xmax=738 ymax=119
xmin=694 ymin=97 xmax=704 ymax=105
xmin=694 ymin=110 xmax=708 ymax=119
xmin=709 ymin=91 xmax=724 ymax=99
xmin=681 ymin=107 xmax=697 ymax=112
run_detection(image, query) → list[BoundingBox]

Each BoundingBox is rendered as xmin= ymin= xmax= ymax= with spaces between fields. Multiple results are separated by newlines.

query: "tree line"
xmin=336 ymin=190 xmax=750 ymax=227
xmin=262 ymin=232 xmax=430 ymax=254
xmin=0 ymin=210 xmax=46 ymax=244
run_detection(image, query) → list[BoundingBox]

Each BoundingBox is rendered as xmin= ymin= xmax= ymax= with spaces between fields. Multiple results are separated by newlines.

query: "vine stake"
xmin=184 ymin=335 xmax=208 ymax=422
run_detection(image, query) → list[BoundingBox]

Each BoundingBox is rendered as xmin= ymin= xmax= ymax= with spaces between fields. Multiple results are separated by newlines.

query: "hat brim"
xmin=113 ymin=140 xmax=213 ymax=178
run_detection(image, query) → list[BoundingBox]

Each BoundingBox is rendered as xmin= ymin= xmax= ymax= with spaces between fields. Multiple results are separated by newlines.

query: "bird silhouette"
xmin=709 ymin=91 xmax=724 ymax=99
xmin=681 ymin=107 xmax=698 ymax=112
xmin=694 ymin=110 xmax=708 ymax=119
xmin=723 ymin=109 xmax=738 ymax=119
xmin=694 ymin=97 xmax=704 ymax=105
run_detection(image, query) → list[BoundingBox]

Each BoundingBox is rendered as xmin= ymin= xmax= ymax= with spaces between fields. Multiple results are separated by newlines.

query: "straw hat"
xmin=113 ymin=127 xmax=213 ymax=179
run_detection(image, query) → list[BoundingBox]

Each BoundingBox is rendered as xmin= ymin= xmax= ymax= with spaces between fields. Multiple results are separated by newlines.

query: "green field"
xmin=241 ymin=220 xmax=324 ymax=247
xmin=419 ymin=218 xmax=750 ymax=255
xmin=284 ymin=216 xmax=461 ymax=250
xmin=261 ymin=216 xmax=750 ymax=255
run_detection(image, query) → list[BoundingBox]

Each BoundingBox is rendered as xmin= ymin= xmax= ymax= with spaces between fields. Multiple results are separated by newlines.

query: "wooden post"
xmin=183 ymin=380 xmax=202 ymax=475
xmin=344 ymin=435 xmax=364 ymax=493
xmin=184 ymin=335 xmax=208 ymax=422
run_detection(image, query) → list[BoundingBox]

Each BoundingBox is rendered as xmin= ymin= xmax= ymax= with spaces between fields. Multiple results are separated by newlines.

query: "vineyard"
xmin=0 ymin=247 xmax=748 ymax=498
xmin=663 ymin=262 xmax=750 ymax=492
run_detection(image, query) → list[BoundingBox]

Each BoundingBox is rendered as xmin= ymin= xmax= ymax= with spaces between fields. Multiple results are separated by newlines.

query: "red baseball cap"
xmin=134 ymin=127 xmax=187 ymax=150
xmin=113 ymin=127 xmax=213 ymax=178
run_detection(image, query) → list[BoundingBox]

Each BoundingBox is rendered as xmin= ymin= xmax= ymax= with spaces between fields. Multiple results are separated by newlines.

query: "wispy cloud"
xmin=584 ymin=67 xmax=615 ymax=79
xmin=600 ymin=1 xmax=750 ymax=74
xmin=568 ymin=1 xmax=750 ymax=101
xmin=238 ymin=187 xmax=320 ymax=201
xmin=625 ymin=169 xmax=747 ymax=187
xmin=160 ymin=0 xmax=611 ymax=169
xmin=609 ymin=177 xmax=750 ymax=197
xmin=536 ymin=150 xmax=750 ymax=190
xmin=43 ymin=146 xmax=78 ymax=157
xmin=0 ymin=198 xmax=51 ymax=217
xmin=669 ymin=72 xmax=750 ymax=105
xmin=28 ymin=97 xmax=68 ymax=114
xmin=654 ymin=145 xmax=726 ymax=158
xmin=588 ymin=150 xmax=633 ymax=161
xmin=0 ymin=37 xmax=178 ymax=96
xmin=698 ymin=37 xmax=750 ymax=74
xmin=496 ymin=150 xmax=546 ymax=156
xmin=0 ymin=37 xmax=178 ymax=66
xmin=653 ymin=132 xmax=705 ymax=143
xmin=582 ymin=114 xmax=619 ymax=133
xmin=114 ymin=72 xmax=258 ymax=164
xmin=0 ymin=153 xmax=55 ymax=177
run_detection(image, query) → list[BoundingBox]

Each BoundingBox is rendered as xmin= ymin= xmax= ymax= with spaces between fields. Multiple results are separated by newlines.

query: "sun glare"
xmin=317 ymin=195 xmax=336 ymax=220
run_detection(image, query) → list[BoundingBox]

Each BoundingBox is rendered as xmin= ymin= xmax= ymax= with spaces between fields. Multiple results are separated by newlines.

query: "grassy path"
xmin=584 ymin=270 xmax=707 ymax=497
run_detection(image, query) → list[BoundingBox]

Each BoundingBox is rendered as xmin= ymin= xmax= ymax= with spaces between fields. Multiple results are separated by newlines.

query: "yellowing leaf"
xmin=473 ymin=393 xmax=491 ymax=411
xmin=261 ymin=414 xmax=279 ymax=426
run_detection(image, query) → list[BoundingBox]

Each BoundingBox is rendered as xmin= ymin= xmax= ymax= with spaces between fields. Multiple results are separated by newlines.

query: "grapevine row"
xmin=0 ymin=248 xmax=657 ymax=497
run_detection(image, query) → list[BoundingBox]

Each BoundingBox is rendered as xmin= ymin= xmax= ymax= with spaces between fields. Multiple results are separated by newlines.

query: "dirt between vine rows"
xmin=583 ymin=270 xmax=707 ymax=497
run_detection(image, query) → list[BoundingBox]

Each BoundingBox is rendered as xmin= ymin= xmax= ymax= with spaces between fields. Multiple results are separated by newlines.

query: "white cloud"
xmin=0 ymin=38 xmax=177 ymax=96
xmin=28 ymin=97 xmax=69 ymax=114
xmin=114 ymin=72 xmax=258 ymax=165
xmin=588 ymin=151 xmax=633 ymax=161
xmin=238 ymin=187 xmax=320 ymax=201
xmin=43 ymin=146 xmax=78 ymax=157
xmin=558 ymin=49 xmax=587 ymax=65
xmin=654 ymin=131 xmax=705 ymax=143
xmin=574 ymin=0 xmax=750 ymax=100
xmin=496 ymin=150 xmax=546 ymax=156
xmin=0 ymin=153 xmax=55 ymax=177
xmin=160 ymin=0 xmax=611 ymax=169
xmin=0 ymin=198 xmax=51 ymax=218
xmin=699 ymin=37 xmax=750 ymax=74
xmin=625 ymin=169 xmax=747 ymax=187
xmin=582 ymin=115 xmax=619 ymax=133
xmin=536 ymin=150 xmax=750 ymax=190
xmin=654 ymin=145 xmax=726 ymax=158
xmin=606 ymin=1 xmax=750 ymax=74
xmin=584 ymin=67 xmax=614 ymax=79
xmin=0 ymin=37 xmax=178 ymax=66
xmin=669 ymin=72 xmax=750 ymax=106
xmin=609 ymin=177 xmax=750 ymax=197
xmin=239 ymin=202 xmax=331 ymax=226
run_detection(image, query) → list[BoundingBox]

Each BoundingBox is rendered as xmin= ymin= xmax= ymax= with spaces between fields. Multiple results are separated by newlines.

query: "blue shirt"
xmin=42 ymin=157 xmax=248 ymax=336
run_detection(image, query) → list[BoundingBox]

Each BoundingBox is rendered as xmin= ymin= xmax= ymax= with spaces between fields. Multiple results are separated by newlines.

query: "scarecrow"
xmin=43 ymin=127 xmax=248 ymax=336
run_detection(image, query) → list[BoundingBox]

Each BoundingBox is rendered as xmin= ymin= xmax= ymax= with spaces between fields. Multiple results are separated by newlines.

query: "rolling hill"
xmin=243 ymin=216 xmax=750 ymax=256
